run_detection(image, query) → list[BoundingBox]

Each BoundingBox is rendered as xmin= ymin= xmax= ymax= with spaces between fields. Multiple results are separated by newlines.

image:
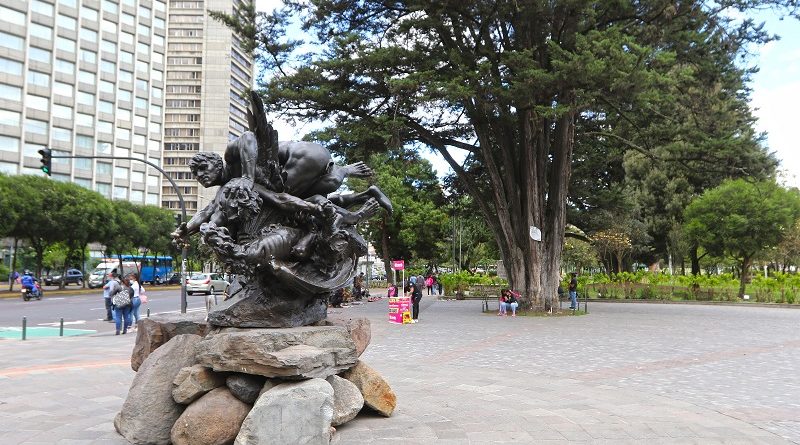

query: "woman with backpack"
xmin=111 ymin=275 xmax=134 ymax=335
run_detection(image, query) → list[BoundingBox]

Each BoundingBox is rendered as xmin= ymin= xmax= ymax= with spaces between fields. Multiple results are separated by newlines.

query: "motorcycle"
xmin=21 ymin=283 xmax=43 ymax=301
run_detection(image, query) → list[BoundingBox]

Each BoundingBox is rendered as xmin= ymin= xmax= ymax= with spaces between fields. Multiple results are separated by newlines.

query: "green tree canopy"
xmin=218 ymin=0 xmax=798 ymax=308
xmin=684 ymin=179 xmax=800 ymax=297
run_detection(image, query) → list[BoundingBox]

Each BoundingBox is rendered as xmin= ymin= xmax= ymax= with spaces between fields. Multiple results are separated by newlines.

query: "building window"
xmin=99 ymin=81 xmax=114 ymax=95
xmin=28 ymin=47 xmax=51 ymax=64
xmin=167 ymin=57 xmax=202 ymax=65
xmin=0 ymin=6 xmax=26 ymax=25
xmin=52 ymin=104 xmax=73 ymax=120
xmin=96 ymin=161 xmax=112 ymax=174
xmin=137 ymin=23 xmax=150 ymax=37
xmin=56 ymin=36 xmax=77 ymax=53
xmin=78 ymin=70 xmax=96 ymax=84
xmin=76 ymin=135 xmax=93 ymax=149
xmin=98 ymin=120 xmax=113 ymax=133
xmin=95 ymin=182 xmax=110 ymax=197
xmin=101 ymin=40 xmax=117 ymax=54
xmin=118 ymin=89 xmax=132 ymax=102
xmin=120 ymin=51 xmax=134 ymax=64
xmin=118 ymin=108 xmax=131 ymax=122
xmin=30 ymin=23 xmax=53 ymax=41
xmin=52 ymin=127 xmax=72 ymax=143
xmin=98 ymin=100 xmax=113 ymax=114
xmin=25 ymin=119 xmax=49 ymax=135
xmin=139 ymin=5 xmax=151 ymax=19
xmin=0 ymin=31 xmax=25 ymax=52
xmin=101 ymin=19 xmax=117 ymax=35
xmin=119 ymin=70 xmax=133 ymax=83
xmin=0 ymin=135 xmax=20 ymax=152
xmin=55 ymin=59 xmax=75 ymax=75
xmin=80 ymin=27 xmax=98 ymax=43
xmin=121 ymin=12 xmax=135 ymax=26
xmin=53 ymin=81 xmax=74 ymax=97
xmin=31 ymin=0 xmax=54 ymax=17
xmin=0 ymin=110 xmax=22 ymax=127
xmin=101 ymin=60 xmax=116 ymax=74
xmin=77 ymin=91 xmax=95 ymax=106
xmin=25 ymin=94 xmax=49 ymax=112
xmin=0 ymin=83 xmax=23 ymax=101
xmin=0 ymin=57 xmax=23 ymax=76
xmin=80 ymin=49 xmax=97 ymax=64
xmin=102 ymin=0 xmax=118 ymax=15
xmin=120 ymin=31 xmax=134 ymax=45
xmin=113 ymin=186 xmax=127 ymax=199
xmin=57 ymin=14 xmax=77 ymax=31
xmin=83 ymin=7 xmax=98 ymax=22
xmin=76 ymin=113 xmax=94 ymax=127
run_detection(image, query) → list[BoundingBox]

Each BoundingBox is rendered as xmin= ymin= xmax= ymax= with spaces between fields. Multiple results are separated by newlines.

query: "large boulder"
xmin=131 ymin=312 xmax=208 ymax=371
xmin=115 ymin=334 xmax=202 ymax=445
xmin=326 ymin=375 xmax=364 ymax=426
xmin=207 ymin=282 xmax=327 ymax=328
xmin=235 ymin=379 xmax=334 ymax=445
xmin=195 ymin=325 xmax=358 ymax=379
xmin=171 ymin=387 xmax=251 ymax=445
xmin=340 ymin=361 xmax=396 ymax=417
xmin=323 ymin=316 xmax=371 ymax=357
xmin=172 ymin=364 xmax=226 ymax=405
xmin=226 ymin=373 xmax=267 ymax=404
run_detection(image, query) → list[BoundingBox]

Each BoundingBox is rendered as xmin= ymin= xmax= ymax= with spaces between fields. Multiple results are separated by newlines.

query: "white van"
xmin=87 ymin=261 xmax=137 ymax=288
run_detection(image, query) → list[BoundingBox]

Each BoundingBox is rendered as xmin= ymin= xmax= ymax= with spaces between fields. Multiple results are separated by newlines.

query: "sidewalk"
xmin=1 ymin=298 xmax=799 ymax=444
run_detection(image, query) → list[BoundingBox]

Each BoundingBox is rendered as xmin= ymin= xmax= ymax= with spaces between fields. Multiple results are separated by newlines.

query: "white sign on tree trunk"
xmin=529 ymin=226 xmax=542 ymax=242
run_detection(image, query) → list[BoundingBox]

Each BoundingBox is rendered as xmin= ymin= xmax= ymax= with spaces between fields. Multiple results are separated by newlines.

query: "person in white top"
xmin=127 ymin=273 xmax=145 ymax=327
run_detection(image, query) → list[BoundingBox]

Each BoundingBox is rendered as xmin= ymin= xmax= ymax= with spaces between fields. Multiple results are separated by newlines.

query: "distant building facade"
xmin=0 ymin=0 xmax=252 ymax=213
xmin=160 ymin=0 xmax=252 ymax=214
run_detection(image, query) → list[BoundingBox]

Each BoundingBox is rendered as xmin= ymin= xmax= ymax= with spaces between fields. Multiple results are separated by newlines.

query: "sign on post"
xmin=391 ymin=260 xmax=405 ymax=271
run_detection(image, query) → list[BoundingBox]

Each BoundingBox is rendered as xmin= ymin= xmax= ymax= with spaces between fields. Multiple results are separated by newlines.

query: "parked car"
xmin=186 ymin=273 xmax=229 ymax=295
xmin=166 ymin=272 xmax=182 ymax=285
xmin=45 ymin=269 xmax=84 ymax=286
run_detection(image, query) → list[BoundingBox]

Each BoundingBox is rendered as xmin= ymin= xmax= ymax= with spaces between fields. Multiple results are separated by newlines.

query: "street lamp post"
xmin=47 ymin=153 xmax=189 ymax=313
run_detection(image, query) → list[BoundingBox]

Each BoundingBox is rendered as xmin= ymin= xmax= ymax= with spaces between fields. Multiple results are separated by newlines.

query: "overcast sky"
xmin=253 ymin=1 xmax=799 ymax=185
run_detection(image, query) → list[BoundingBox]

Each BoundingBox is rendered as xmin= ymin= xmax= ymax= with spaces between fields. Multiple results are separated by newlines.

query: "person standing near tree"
xmin=568 ymin=272 xmax=578 ymax=310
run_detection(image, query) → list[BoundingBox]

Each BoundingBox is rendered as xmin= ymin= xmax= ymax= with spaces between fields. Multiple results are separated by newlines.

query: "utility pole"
xmin=44 ymin=152 xmax=190 ymax=313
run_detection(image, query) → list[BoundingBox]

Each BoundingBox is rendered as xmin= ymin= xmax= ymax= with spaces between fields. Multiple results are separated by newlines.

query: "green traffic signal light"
xmin=38 ymin=148 xmax=52 ymax=176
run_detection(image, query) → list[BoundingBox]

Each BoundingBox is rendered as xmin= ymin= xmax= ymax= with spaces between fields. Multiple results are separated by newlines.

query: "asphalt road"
xmin=0 ymin=287 xmax=208 ymax=334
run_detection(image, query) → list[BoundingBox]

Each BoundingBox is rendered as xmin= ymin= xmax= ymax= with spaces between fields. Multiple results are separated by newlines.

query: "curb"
xmin=0 ymin=285 xmax=182 ymax=299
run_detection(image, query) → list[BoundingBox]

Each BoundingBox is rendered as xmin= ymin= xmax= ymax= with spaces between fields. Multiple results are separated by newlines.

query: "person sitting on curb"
xmin=498 ymin=292 xmax=508 ymax=316
xmin=501 ymin=289 xmax=519 ymax=317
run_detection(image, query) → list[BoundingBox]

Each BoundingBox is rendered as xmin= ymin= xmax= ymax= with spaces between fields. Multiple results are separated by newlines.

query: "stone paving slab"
xmin=0 ymin=298 xmax=798 ymax=444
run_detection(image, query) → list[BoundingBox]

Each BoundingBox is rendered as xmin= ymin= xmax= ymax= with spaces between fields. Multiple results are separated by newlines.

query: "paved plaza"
xmin=0 ymin=298 xmax=799 ymax=444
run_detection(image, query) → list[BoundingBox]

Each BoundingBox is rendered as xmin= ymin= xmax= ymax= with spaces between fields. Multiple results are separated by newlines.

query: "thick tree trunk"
xmin=738 ymin=255 xmax=751 ymax=298
xmin=8 ymin=238 xmax=18 ymax=292
xmin=690 ymin=244 xmax=701 ymax=275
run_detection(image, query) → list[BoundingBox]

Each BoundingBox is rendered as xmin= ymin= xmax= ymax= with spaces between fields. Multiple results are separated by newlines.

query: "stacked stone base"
xmin=115 ymin=314 xmax=395 ymax=445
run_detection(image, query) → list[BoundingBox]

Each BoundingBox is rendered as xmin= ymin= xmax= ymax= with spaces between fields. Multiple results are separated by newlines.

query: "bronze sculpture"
xmin=172 ymin=92 xmax=391 ymax=327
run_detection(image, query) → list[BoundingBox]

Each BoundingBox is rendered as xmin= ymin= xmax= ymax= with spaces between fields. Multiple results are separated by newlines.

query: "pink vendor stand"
xmin=388 ymin=260 xmax=410 ymax=324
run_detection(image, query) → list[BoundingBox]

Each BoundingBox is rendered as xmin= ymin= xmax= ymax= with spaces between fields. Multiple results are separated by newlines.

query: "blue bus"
xmin=114 ymin=255 xmax=174 ymax=285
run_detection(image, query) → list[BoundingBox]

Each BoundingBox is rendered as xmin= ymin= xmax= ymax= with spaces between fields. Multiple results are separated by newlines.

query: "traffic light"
xmin=38 ymin=148 xmax=52 ymax=176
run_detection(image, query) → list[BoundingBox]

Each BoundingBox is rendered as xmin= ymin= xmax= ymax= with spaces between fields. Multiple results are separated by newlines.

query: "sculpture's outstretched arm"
xmin=254 ymin=183 xmax=322 ymax=215
xmin=171 ymin=194 xmax=219 ymax=245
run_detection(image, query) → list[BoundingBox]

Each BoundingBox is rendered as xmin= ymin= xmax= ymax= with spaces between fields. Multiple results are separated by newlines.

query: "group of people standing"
xmin=424 ymin=274 xmax=442 ymax=295
xmin=102 ymin=271 xmax=147 ymax=335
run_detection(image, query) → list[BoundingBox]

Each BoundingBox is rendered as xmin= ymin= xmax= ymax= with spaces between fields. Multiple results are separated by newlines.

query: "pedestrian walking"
xmin=128 ymin=273 xmax=144 ymax=328
xmin=102 ymin=273 xmax=119 ymax=322
xmin=110 ymin=275 xmax=134 ymax=335
xmin=425 ymin=275 xmax=433 ymax=295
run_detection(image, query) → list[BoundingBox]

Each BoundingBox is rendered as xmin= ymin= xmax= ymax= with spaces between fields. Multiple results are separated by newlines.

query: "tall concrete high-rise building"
xmin=160 ymin=0 xmax=253 ymax=215
xmin=0 ymin=0 xmax=252 ymax=214
xmin=0 ymin=0 xmax=168 ymax=204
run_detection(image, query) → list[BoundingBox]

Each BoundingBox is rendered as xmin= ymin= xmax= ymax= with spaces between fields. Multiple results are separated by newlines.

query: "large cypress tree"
xmin=219 ymin=0 xmax=797 ymax=309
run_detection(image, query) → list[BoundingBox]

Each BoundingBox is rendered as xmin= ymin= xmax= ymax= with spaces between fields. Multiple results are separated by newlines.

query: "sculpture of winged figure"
xmin=172 ymin=92 xmax=392 ymax=327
